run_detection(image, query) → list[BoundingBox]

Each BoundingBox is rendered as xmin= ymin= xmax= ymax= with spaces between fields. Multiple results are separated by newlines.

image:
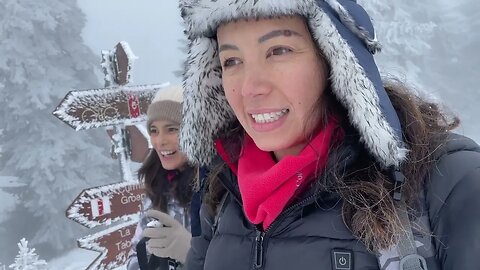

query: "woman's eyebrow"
xmin=258 ymin=29 xmax=302 ymax=43
xmin=163 ymin=124 xmax=178 ymax=128
xmin=219 ymin=44 xmax=239 ymax=53
xmin=219 ymin=29 xmax=302 ymax=53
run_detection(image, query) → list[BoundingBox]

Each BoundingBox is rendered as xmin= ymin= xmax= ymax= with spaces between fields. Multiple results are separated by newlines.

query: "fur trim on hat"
xmin=179 ymin=0 xmax=407 ymax=168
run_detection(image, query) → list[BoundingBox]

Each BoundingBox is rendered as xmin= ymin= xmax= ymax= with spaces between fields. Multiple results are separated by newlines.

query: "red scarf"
xmin=166 ymin=171 xmax=178 ymax=182
xmin=215 ymin=117 xmax=342 ymax=230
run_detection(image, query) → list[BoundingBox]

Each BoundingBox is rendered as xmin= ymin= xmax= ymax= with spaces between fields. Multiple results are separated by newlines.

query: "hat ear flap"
xmin=180 ymin=37 xmax=236 ymax=165
xmin=325 ymin=0 xmax=381 ymax=54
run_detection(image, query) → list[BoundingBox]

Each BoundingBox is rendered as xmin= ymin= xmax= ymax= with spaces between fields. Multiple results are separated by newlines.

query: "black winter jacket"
xmin=184 ymin=134 xmax=480 ymax=270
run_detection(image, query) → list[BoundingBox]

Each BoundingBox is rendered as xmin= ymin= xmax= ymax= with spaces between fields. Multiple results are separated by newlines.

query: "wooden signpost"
xmin=106 ymin=125 xmax=150 ymax=163
xmin=52 ymin=84 xmax=161 ymax=131
xmin=55 ymin=42 xmax=163 ymax=270
xmin=66 ymin=182 xmax=145 ymax=228
xmin=78 ymin=220 xmax=138 ymax=270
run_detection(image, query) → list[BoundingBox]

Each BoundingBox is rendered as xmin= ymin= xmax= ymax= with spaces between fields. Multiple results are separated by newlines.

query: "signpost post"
xmin=54 ymin=42 xmax=162 ymax=270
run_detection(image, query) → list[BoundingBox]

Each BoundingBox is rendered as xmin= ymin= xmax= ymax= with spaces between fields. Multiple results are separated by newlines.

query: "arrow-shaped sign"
xmin=78 ymin=219 xmax=138 ymax=270
xmin=66 ymin=182 xmax=145 ymax=228
xmin=53 ymin=84 xmax=167 ymax=130
xmin=106 ymin=125 xmax=149 ymax=163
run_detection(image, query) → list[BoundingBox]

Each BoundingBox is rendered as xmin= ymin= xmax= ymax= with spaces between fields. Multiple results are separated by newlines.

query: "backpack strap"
xmin=390 ymin=170 xmax=428 ymax=270
xmin=212 ymin=192 xmax=229 ymax=235
xmin=395 ymin=199 xmax=428 ymax=270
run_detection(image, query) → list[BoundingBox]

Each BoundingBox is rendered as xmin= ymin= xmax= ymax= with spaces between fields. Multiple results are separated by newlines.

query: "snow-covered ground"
xmin=48 ymin=249 xmax=126 ymax=270
xmin=0 ymin=175 xmax=134 ymax=269
xmin=0 ymin=177 xmax=21 ymax=223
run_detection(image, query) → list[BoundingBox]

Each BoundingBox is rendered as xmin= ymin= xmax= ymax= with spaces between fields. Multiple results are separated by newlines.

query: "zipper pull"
xmin=254 ymin=230 xmax=265 ymax=268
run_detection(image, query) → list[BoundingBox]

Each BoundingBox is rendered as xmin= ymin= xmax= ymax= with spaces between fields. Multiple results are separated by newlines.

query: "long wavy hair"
xmin=204 ymin=78 xmax=459 ymax=252
xmin=138 ymin=150 xmax=194 ymax=212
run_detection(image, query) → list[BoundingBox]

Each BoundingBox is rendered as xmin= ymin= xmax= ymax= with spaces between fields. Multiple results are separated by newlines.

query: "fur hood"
xmin=179 ymin=0 xmax=407 ymax=168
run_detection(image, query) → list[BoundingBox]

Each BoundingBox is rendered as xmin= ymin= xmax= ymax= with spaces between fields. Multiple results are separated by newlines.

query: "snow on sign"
xmin=78 ymin=219 xmax=138 ymax=270
xmin=67 ymin=182 xmax=145 ymax=228
xmin=53 ymin=84 xmax=165 ymax=131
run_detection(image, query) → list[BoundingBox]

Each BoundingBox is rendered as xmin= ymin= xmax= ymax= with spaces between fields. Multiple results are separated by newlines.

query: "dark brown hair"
xmin=138 ymin=150 xmax=194 ymax=212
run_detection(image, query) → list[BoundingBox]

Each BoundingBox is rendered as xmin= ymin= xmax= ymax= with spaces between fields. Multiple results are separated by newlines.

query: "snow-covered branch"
xmin=9 ymin=239 xmax=48 ymax=270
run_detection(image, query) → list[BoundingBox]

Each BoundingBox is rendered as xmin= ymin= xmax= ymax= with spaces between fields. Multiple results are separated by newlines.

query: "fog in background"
xmin=0 ymin=0 xmax=478 ymax=267
xmin=78 ymin=0 xmax=186 ymax=85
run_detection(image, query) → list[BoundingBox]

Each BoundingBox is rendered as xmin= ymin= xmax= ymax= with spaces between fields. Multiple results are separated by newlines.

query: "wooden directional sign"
xmin=78 ymin=219 xmax=138 ymax=270
xmin=53 ymin=84 xmax=166 ymax=131
xmin=113 ymin=42 xmax=131 ymax=85
xmin=107 ymin=125 xmax=150 ymax=163
xmin=66 ymin=182 xmax=145 ymax=228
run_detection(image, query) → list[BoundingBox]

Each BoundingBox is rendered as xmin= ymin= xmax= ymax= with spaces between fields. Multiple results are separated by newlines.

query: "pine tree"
xmin=9 ymin=239 xmax=47 ymax=270
xmin=0 ymin=0 xmax=117 ymax=261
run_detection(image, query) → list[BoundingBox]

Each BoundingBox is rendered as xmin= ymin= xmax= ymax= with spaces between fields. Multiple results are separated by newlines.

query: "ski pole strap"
xmin=395 ymin=199 xmax=428 ymax=270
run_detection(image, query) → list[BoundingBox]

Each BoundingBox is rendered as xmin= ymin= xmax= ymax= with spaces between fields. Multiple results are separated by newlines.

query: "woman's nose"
xmin=240 ymin=64 xmax=272 ymax=98
xmin=151 ymin=134 xmax=165 ymax=148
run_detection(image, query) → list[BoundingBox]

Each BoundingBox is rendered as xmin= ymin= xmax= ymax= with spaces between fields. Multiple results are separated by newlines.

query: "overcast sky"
xmin=78 ymin=0 xmax=185 ymax=86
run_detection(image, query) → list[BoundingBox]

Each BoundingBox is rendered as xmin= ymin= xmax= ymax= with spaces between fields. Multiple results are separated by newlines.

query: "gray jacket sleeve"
xmin=183 ymin=203 xmax=214 ymax=270
xmin=427 ymin=145 xmax=480 ymax=269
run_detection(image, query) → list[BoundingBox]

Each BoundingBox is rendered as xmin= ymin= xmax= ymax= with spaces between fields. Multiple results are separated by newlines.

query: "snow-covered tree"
xmin=9 ymin=239 xmax=47 ymax=270
xmin=361 ymin=0 xmax=480 ymax=142
xmin=0 ymin=0 xmax=117 ymax=261
xmin=360 ymin=1 xmax=438 ymax=86
xmin=425 ymin=0 xmax=480 ymax=141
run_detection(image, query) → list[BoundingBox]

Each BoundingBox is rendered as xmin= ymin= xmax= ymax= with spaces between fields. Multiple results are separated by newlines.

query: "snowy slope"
xmin=48 ymin=249 xmax=126 ymax=270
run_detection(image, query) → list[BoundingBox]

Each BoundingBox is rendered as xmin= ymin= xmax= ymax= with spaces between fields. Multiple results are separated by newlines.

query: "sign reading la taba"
xmin=78 ymin=220 xmax=138 ymax=270
xmin=53 ymin=84 xmax=166 ymax=130
xmin=66 ymin=182 xmax=145 ymax=228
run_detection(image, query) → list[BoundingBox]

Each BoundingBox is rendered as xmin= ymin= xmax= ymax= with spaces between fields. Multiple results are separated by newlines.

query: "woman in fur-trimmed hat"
xmin=127 ymin=85 xmax=195 ymax=270
xmin=179 ymin=1 xmax=480 ymax=269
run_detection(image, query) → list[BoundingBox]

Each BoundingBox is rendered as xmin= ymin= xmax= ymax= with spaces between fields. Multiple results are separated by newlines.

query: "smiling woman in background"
xmin=127 ymin=85 xmax=195 ymax=270
xmin=178 ymin=0 xmax=480 ymax=269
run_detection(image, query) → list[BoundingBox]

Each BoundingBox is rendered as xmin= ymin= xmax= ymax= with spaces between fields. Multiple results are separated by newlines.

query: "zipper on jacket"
xmin=251 ymin=192 xmax=320 ymax=270
xmin=265 ymin=192 xmax=318 ymax=235
xmin=254 ymin=230 xmax=265 ymax=269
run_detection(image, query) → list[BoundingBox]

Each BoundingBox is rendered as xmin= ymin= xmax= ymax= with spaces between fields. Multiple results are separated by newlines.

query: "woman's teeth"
xmin=251 ymin=109 xmax=288 ymax=124
xmin=160 ymin=150 xmax=176 ymax=156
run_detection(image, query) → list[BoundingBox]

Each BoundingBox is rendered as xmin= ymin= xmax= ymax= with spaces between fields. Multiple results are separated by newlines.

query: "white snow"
xmin=0 ymin=177 xmax=21 ymax=224
xmin=48 ymin=248 xmax=126 ymax=270
xmin=101 ymin=50 xmax=115 ymax=85
xmin=9 ymin=239 xmax=47 ymax=270
xmin=0 ymin=176 xmax=24 ymax=188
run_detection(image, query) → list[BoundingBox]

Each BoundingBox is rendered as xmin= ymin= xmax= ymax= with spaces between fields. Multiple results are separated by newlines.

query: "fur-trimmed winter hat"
xmin=147 ymin=85 xmax=183 ymax=128
xmin=179 ymin=0 xmax=407 ymax=168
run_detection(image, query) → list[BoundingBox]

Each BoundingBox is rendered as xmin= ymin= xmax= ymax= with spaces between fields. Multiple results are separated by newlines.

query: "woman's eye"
xmin=168 ymin=127 xmax=179 ymax=133
xmin=222 ymin=57 xmax=241 ymax=68
xmin=268 ymin=47 xmax=292 ymax=57
xmin=149 ymin=128 xmax=158 ymax=135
